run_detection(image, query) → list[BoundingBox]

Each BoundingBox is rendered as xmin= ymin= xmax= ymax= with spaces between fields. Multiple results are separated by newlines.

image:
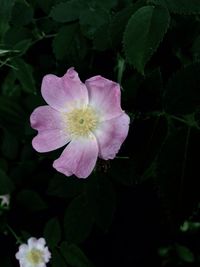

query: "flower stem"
xmin=6 ymin=225 xmax=23 ymax=244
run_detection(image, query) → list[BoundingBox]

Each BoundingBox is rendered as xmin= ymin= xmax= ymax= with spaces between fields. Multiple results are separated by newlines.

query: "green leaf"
xmin=86 ymin=175 xmax=116 ymax=231
xmin=0 ymin=0 xmax=14 ymax=39
xmin=11 ymin=58 xmax=36 ymax=94
xmin=52 ymin=24 xmax=78 ymax=60
xmin=0 ymin=169 xmax=14 ymax=195
xmin=51 ymin=249 xmax=68 ymax=267
xmin=123 ymin=5 xmax=170 ymax=74
xmin=53 ymin=23 xmax=88 ymax=63
xmin=80 ymin=7 xmax=109 ymax=39
xmin=16 ymin=190 xmax=47 ymax=212
xmin=4 ymin=26 xmax=32 ymax=46
xmin=60 ymin=242 xmax=94 ymax=267
xmin=50 ymin=0 xmax=84 ymax=22
xmin=44 ymin=217 xmax=61 ymax=248
xmin=64 ymin=194 xmax=94 ymax=244
xmin=148 ymin=0 xmax=200 ymax=14
xmin=47 ymin=174 xmax=85 ymax=198
xmin=175 ymin=244 xmax=194 ymax=263
xmin=13 ymin=39 xmax=32 ymax=56
xmin=164 ymin=63 xmax=200 ymax=115
xmin=110 ymin=0 xmax=146 ymax=47
xmin=11 ymin=2 xmax=33 ymax=26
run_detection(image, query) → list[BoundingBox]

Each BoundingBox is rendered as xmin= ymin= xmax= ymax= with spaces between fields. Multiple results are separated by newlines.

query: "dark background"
xmin=1 ymin=0 xmax=200 ymax=266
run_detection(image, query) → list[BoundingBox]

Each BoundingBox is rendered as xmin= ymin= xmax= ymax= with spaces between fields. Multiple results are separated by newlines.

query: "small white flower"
xmin=15 ymin=237 xmax=51 ymax=267
xmin=0 ymin=194 xmax=10 ymax=207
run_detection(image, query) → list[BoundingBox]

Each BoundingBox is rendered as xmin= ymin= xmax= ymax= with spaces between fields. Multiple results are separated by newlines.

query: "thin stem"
xmin=6 ymin=225 xmax=23 ymax=244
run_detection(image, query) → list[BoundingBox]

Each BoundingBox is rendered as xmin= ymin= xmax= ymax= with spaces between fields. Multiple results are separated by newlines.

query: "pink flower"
xmin=30 ymin=68 xmax=130 ymax=178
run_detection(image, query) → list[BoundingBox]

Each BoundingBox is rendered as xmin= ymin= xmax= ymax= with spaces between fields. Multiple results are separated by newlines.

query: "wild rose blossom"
xmin=0 ymin=194 xmax=10 ymax=207
xmin=15 ymin=237 xmax=51 ymax=267
xmin=30 ymin=68 xmax=130 ymax=178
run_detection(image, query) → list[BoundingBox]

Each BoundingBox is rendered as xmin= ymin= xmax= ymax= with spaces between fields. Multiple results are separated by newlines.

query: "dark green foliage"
xmin=60 ymin=242 xmax=94 ymax=267
xmin=64 ymin=194 xmax=94 ymax=244
xmin=0 ymin=169 xmax=14 ymax=194
xmin=164 ymin=63 xmax=200 ymax=115
xmin=44 ymin=217 xmax=61 ymax=248
xmin=148 ymin=0 xmax=200 ymax=14
xmin=123 ymin=5 xmax=170 ymax=74
xmin=1 ymin=0 xmax=200 ymax=266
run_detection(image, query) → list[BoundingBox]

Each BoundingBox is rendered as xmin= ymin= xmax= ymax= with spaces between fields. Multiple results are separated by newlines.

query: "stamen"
xmin=26 ymin=249 xmax=43 ymax=264
xmin=63 ymin=106 xmax=98 ymax=138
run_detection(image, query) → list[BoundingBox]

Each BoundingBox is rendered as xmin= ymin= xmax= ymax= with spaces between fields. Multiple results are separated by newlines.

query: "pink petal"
xmin=93 ymin=113 xmax=130 ymax=160
xmin=41 ymin=68 xmax=88 ymax=112
xmin=32 ymin=129 xmax=70 ymax=153
xmin=85 ymin=76 xmax=123 ymax=121
xmin=53 ymin=135 xmax=98 ymax=178
xmin=30 ymin=105 xmax=64 ymax=132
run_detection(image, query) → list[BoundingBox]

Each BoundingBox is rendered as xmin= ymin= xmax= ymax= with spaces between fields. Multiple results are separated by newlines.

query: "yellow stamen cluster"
xmin=64 ymin=107 xmax=98 ymax=138
xmin=26 ymin=249 xmax=43 ymax=264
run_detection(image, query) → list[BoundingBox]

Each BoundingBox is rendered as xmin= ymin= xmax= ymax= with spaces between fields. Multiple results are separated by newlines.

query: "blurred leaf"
xmin=175 ymin=244 xmax=195 ymax=263
xmin=164 ymin=63 xmax=200 ymax=115
xmin=13 ymin=39 xmax=32 ymax=55
xmin=156 ymin=125 xmax=200 ymax=222
xmin=11 ymin=2 xmax=33 ymax=26
xmin=16 ymin=190 xmax=47 ymax=212
xmin=36 ymin=0 xmax=60 ymax=14
xmin=0 ymin=96 xmax=25 ymax=129
xmin=2 ymin=70 xmax=17 ymax=96
xmin=0 ymin=169 xmax=14 ymax=194
xmin=64 ymin=194 xmax=94 ymax=244
xmin=123 ymin=5 xmax=170 ymax=74
xmin=47 ymin=174 xmax=85 ymax=198
xmin=148 ymin=0 xmax=200 ymax=14
xmin=191 ymin=35 xmax=200 ymax=61
xmin=4 ymin=26 xmax=32 ymax=46
xmin=95 ymin=0 xmax=117 ymax=9
xmin=10 ymin=161 xmax=37 ymax=185
xmin=50 ymin=0 xmax=84 ymax=22
xmin=93 ymin=23 xmax=111 ymax=51
xmin=60 ymin=242 xmax=94 ymax=267
xmin=0 ymin=158 xmax=8 ymax=172
xmin=44 ymin=217 xmax=61 ymax=248
xmin=0 ymin=0 xmax=14 ymax=39
xmin=11 ymin=58 xmax=36 ymax=94
xmin=110 ymin=0 xmax=146 ymax=47
xmin=51 ymin=249 xmax=67 ymax=267
xmin=1 ymin=129 xmax=19 ymax=160
xmin=86 ymin=175 xmax=116 ymax=231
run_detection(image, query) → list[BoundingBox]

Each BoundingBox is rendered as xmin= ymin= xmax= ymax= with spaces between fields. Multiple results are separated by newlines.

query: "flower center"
xmin=65 ymin=107 xmax=98 ymax=137
xmin=26 ymin=249 xmax=43 ymax=264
